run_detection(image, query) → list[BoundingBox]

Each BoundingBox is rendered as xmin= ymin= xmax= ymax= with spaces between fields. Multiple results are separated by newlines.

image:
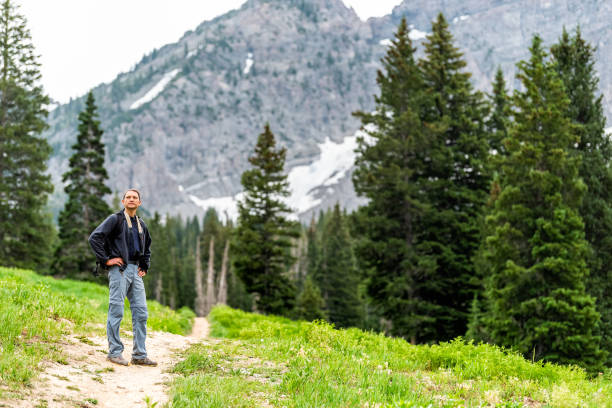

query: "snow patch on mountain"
xmin=188 ymin=194 xmax=242 ymax=221
xmin=380 ymin=28 xmax=427 ymax=46
xmin=453 ymin=15 xmax=471 ymax=23
xmin=286 ymin=134 xmax=359 ymax=213
xmin=130 ymin=69 xmax=180 ymax=110
xmin=188 ymin=130 xmax=366 ymax=219
xmin=409 ymin=27 xmax=428 ymax=41
xmin=243 ymin=53 xmax=254 ymax=75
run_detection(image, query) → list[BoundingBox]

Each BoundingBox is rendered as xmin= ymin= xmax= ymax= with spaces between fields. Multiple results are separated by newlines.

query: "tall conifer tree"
xmin=145 ymin=212 xmax=172 ymax=304
xmin=53 ymin=92 xmax=111 ymax=278
xmin=487 ymin=67 xmax=510 ymax=156
xmin=232 ymin=124 xmax=298 ymax=316
xmin=0 ymin=0 xmax=54 ymax=269
xmin=314 ymin=204 xmax=362 ymax=328
xmin=295 ymin=276 xmax=327 ymax=322
xmin=551 ymin=27 xmax=612 ymax=365
xmin=353 ymin=18 xmax=441 ymax=342
xmin=470 ymin=68 xmax=511 ymax=342
xmin=417 ymin=13 xmax=490 ymax=340
xmin=481 ymin=36 xmax=604 ymax=371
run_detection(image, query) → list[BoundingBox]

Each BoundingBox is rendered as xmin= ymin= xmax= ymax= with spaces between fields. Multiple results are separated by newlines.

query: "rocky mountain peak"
xmin=44 ymin=0 xmax=612 ymax=222
xmin=241 ymin=0 xmax=359 ymax=20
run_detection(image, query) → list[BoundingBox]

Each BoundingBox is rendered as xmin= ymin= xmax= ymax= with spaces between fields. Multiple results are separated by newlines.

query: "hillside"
xmin=44 ymin=0 xmax=612 ymax=221
xmin=175 ymin=307 xmax=612 ymax=407
xmin=2 ymin=267 xmax=609 ymax=407
xmin=0 ymin=267 xmax=195 ymax=406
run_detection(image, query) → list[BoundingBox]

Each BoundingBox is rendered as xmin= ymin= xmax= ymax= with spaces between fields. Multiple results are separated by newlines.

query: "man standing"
xmin=89 ymin=189 xmax=157 ymax=366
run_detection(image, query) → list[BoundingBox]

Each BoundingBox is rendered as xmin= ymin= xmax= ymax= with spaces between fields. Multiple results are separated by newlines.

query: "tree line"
xmin=1 ymin=0 xmax=610 ymax=372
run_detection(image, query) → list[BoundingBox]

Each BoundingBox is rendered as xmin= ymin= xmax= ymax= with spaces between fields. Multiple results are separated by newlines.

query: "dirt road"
xmin=8 ymin=317 xmax=209 ymax=408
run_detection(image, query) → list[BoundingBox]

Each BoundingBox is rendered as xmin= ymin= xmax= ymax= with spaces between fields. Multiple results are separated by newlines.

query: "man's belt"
xmin=127 ymin=260 xmax=139 ymax=265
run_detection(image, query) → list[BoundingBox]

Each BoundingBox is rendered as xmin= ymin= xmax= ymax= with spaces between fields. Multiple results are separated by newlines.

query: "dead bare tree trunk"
xmin=217 ymin=240 xmax=229 ymax=305
xmin=194 ymin=235 xmax=205 ymax=317
xmin=205 ymin=236 xmax=216 ymax=314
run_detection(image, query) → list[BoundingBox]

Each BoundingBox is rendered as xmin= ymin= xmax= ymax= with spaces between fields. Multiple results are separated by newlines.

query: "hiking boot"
xmin=131 ymin=357 xmax=158 ymax=366
xmin=107 ymin=355 xmax=129 ymax=366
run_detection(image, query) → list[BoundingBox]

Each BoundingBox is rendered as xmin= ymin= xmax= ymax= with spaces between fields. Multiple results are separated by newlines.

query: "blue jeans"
xmin=107 ymin=264 xmax=148 ymax=359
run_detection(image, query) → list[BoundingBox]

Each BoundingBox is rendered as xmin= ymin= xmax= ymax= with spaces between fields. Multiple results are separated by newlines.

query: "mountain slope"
xmin=45 ymin=0 xmax=612 ymax=221
xmin=45 ymin=0 xmax=380 ymax=220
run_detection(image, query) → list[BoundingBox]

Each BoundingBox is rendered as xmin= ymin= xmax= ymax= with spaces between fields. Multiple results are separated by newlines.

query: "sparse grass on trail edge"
xmin=0 ymin=266 xmax=195 ymax=394
xmin=168 ymin=306 xmax=611 ymax=408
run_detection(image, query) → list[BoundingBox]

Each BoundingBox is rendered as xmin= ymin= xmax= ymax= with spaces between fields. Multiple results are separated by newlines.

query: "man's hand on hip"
xmin=106 ymin=257 xmax=124 ymax=267
xmin=138 ymin=268 xmax=146 ymax=277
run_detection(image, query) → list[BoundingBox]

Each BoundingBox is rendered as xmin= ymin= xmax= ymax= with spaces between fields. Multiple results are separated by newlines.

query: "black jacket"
xmin=88 ymin=210 xmax=152 ymax=272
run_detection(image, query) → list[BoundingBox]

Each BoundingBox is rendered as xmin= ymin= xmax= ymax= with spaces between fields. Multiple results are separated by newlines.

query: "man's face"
xmin=122 ymin=191 xmax=141 ymax=211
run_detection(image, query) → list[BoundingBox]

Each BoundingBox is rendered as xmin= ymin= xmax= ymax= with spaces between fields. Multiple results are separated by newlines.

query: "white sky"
xmin=19 ymin=0 xmax=402 ymax=104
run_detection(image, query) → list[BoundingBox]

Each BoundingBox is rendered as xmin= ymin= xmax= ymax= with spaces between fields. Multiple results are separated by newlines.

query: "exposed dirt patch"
xmin=4 ymin=317 xmax=209 ymax=408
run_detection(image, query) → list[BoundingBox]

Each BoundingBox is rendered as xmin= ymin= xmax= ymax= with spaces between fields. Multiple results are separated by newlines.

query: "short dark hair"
xmin=122 ymin=188 xmax=141 ymax=200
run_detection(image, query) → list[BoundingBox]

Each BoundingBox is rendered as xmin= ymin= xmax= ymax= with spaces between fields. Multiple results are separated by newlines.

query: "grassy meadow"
xmin=0 ymin=266 xmax=194 ymax=395
xmin=169 ymin=306 xmax=612 ymax=408
xmin=1 ymin=266 xmax=611 ymax=407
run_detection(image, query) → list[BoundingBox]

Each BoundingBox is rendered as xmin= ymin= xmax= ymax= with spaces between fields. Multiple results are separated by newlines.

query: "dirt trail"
xmin=8 ymin=317 xmax=209 ymax=408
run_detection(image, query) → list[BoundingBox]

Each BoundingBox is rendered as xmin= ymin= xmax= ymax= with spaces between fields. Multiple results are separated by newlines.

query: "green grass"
xmin=168 ymin=305 xmax=612 ymax=408
xmin=0 ymin=266 xmax=195 ymax=393
xmin=169 ymin=342 xmax=282 ymax=407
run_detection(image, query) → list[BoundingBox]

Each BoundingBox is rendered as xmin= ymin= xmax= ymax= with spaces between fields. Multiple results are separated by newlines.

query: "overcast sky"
xmin=19 ymin=0 xmax=402 ymax=104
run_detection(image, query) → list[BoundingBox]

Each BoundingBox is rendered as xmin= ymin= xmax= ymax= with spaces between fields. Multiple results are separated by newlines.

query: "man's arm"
xmin=88 ymin=214 xmax=118 ymax=266
xmin=141 ymin=224 xmax=152 ymax=272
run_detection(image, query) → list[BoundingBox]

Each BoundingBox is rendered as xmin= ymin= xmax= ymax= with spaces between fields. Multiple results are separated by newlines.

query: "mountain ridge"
xmin=44 ymin=0 xmax=612 ymax=221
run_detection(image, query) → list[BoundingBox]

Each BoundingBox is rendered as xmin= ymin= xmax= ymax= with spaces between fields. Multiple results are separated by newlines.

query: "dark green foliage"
xmin=481 ymin=36 xmax=604 ymax=371
xmin=295 ymin=276 xmax=327 ymax=322
xmin=232 ymin=124 xmax=299 ymax=316
xmin=313 ymin=204 xmax=362 ymax=328
xmin=418 ymin=13 xmax=491 ymax=341
xmin=470 ymin=69 xmax=511 ymax=341
xmin=465 ymin=295 xmax=488 ymax=343
xmin=0 ymin=0 xmax=54 ymax=270
xmin=145 ymin=213 xmax=198 ymax=311
xmin=143 ymin=212 xmax=253 ymax=314
xmin=145 ymin=213 xmax=175 ymax=306
xmin=551 ymin=27 xmax=612 ymax=366
xmin=306 ymin=217 xmax=319 ymax=280
xmin=487 ymin=67 xmax=510 ymax=157
xmin=353 ymin=15 xmax=489 ymax=343
xmin=53 ymin=92 xmax=111 ymax=278
xmin=352 ymin=17 xmax=433 ymax=342
xmin=226 ymin=268 xmax=252 ymax=312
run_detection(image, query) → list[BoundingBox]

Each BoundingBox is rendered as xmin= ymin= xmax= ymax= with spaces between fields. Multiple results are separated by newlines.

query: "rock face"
xmin=372 ymin=0 xmax=612 ymax=113
xmin=44 ymin=0 xmax=612 ymax=221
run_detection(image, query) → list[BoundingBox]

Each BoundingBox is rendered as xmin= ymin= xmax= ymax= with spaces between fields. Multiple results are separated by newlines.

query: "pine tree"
xmin=470 ymin=68 xmax=511 ymax=342
xmin=418 ymin=13 xmax=491 ymax=341
xmin=232 ymin=124 xmax=299 ymax=316
xmin=314 ymin=204 xmax=362 ymax=328
xmin=179 ymin=215 xmax=200 ymax=309
xmin=487 ymin=67 xmax=510 ymax=156
xmin=551 ymin=27 xmax=612 ymax=366
xmin=194 ymin=234 xmax=205 ymax=316
xmin=53 ymin=92 xmax=111 ymax=278
xmin=0 ymin=0 xmax=54 ymax=270
xmin=305 ymin=216 xmax=319 ymax=276
xmin=481 ymin=36 xmax=604 ymax=371
xmin=145 ymin=212 xmax=170 ymax=303
xmin=162 ymin=215 xmax=183 ymax=309
xmin=352 ymin=18 xmax=440 ymax=342
xmin=295 ymin=276 xmax=327 ymax=322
